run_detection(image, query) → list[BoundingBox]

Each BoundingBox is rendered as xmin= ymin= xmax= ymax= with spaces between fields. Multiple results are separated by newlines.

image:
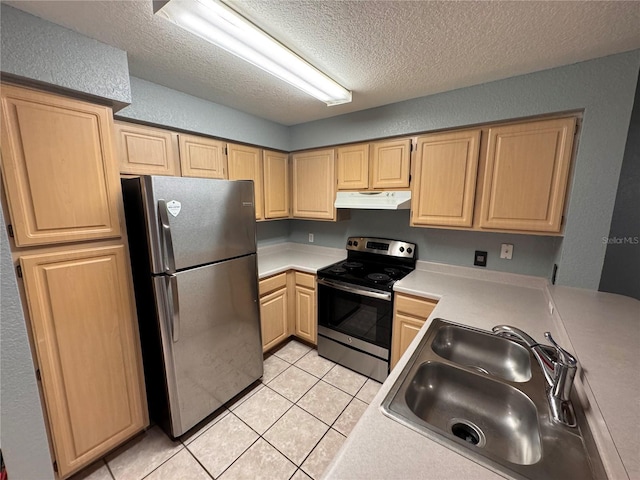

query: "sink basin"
xmin=431 ymin=324 xmax=532 ymax=382
xmin=406 ymin=361 xmax=541 ymax=465
xmin=382 ymin=318 xmax=606 ymax=480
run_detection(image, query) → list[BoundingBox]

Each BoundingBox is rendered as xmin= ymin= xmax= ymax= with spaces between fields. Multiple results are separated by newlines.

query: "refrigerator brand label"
xmin=166 ymin=200 xmax=181 ymax=217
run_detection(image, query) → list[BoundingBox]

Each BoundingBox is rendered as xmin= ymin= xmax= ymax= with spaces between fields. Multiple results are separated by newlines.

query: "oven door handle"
xmin=317 ymin=278 xmax=392 ymax=301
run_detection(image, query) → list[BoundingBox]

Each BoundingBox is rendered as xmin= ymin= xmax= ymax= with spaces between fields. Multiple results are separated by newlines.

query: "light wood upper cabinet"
xmin=0 ymin=84 xmax=122 ymax=246
xmin=227 ymin=143 xmax=263 ymax=220
xmin=178 ymin=134 xmax=227 ymax=179
xmin=479 ymin=117 xmax=576 ymax=232
xmin=371 ymin=138 xmax=412 ymax=189
xmin=391 ymin=294 xmax=437 ymax=369
xmin=263 ymin=150 xmax=290 ymax=219
xmin=337 ymin=143 xmax=369 ymax=190
xmin=294 ymin=272 xmax=316 ymax=345
xmin=114 ymin=121 xmax=180 ymax=176
xmin=20 ymin=245 xmax=147 ymax=478
xmin=412 ymin=129 xmax=481 ymax=227
xmin=292 ymin=149 xmax=336 ymax=220
xmin=259 ymin=273 xmax=289 ymax=352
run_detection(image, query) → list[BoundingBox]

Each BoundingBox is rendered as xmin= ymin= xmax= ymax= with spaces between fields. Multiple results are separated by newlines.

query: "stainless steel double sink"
xmin=382 ymin=318 xmax=606 ymax=479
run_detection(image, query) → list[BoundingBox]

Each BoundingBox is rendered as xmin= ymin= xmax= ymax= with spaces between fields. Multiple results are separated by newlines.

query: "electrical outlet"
xmin=308 ymin=233 xmax=314 ymax=243
xmin=474 ymin=250 xmax=487 ymax=267
xmin=500 ymin=243 xmax=513 ymax=260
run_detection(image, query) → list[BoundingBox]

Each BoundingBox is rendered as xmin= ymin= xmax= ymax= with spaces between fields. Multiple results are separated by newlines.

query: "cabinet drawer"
xmin=259 ymin=272 xmax=287 ymax=296
xmin=294 ymin=271 xmax=316 ymax=289
xmin=395 ymin=294 xmax=437 ymax=319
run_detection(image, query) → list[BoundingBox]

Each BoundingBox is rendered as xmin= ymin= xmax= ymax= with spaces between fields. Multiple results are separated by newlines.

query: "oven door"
xmin=317 ymin=278 xmax=393 ymax=359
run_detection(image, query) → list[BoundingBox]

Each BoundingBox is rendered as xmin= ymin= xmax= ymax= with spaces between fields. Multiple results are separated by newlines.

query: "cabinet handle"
xmin=158 ymin=199 xmax=176 ymax=274
xmin=166 ymin=274 xmax=180 ymax=343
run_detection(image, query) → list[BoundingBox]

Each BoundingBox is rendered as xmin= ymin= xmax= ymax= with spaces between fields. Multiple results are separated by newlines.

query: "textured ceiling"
xmin=6 ymin=0 xmax=640 ymax=125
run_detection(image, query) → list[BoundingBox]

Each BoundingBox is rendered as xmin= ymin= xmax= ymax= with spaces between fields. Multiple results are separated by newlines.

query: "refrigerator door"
xmin=141 ymin=176 xmax=257 ymax=274
xmin=153 ymin=254 xmax=262 ymax=436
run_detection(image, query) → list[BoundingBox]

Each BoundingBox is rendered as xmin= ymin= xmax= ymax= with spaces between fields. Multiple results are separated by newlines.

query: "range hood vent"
xmin=334 ymin=191 xmax=411 ymax=210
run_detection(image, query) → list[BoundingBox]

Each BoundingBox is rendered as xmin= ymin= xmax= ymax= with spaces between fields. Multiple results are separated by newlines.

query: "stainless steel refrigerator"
xmin=122 ymin=175 xmax=263 ymax=438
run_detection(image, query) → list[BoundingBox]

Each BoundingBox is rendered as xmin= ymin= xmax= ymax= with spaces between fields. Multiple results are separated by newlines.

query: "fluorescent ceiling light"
xmin=154 ymin=0 xmax=352 ymax=106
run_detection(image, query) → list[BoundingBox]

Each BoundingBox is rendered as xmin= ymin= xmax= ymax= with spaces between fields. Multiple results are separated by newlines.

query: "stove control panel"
xmin=346 ymin=237 xmax=416 ymax=259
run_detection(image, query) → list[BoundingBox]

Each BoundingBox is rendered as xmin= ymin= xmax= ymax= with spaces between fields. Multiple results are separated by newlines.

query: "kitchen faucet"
xmin=492 ymin=325 xmax=578 ymax=427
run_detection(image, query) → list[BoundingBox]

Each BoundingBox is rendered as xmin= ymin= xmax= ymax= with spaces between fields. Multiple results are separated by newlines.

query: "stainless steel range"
xmin=316 ymin=237 xmax=417 ymax=382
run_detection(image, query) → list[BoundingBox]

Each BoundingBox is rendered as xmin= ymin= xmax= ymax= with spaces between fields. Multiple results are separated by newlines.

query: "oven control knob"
xmin=348 ymin=240 xmax=353 ymax=246
xmin=399 ymin=246 xmax=405 ymax=252
xmin=407 ymin=247 xmax=413 ymax=254
xmin=353 ymin=241 xmax=358 ymax=247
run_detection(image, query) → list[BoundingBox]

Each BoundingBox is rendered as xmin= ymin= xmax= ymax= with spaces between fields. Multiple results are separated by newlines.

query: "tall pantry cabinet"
xmin=0 ymin=84 xmax=148 ymax=478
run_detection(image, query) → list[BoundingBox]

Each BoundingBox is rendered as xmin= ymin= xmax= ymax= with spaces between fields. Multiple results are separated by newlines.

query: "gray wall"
xmin=117 ymin=77 xmax=291 ymax=151
xmin=0 ymin=210 xmax=54 ymax=480
xmin=290 ymin=211 xmax=559 ymax=278
xmin=0 ymin=4 xmax=131 ymax=107
xmin=599 ymin=73 xmax=640 ymax=300
xmin=290 ymin=50 xmax=640 ymax=290
xmin=256 ymin=219 xmax=290 ymax=246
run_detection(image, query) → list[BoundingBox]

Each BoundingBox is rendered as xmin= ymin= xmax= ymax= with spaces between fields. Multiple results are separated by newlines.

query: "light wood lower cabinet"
xmin=391 ymin=294 xmax=437 ymax=369
xmin=114 ymin=121 xmax=180 ymax=176
xmin=259 ymin=273 xmax=289 ymax=352
xmin=258 ymin=271 xmax=317 ymax=352
xmin=294 ymin=272 xmax=317 ymax=344
xmin=19 ymin=245 xmax=147 ymax=478
xmin=0 ymin=84 xmax=122 ymax=247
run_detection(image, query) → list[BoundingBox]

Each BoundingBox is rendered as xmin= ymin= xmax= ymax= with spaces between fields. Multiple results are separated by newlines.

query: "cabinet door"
xmin=292 ymin=149 xmax=336 ymax=220
xmin=479 ymin=117 xmax=576 ymax=232
xmin=227 ymin=143 xmax=263 ymax=220
xmin=391 ymin=313 xmax=425 ymax=370
xmin=263 ymin=150 xmax=290 ymax=219
xmin=260 ymin=287 xmax=289 ymax=352
xmin=412 ymin=130 xmax=481 ymax=227
xmin=294 ymin=272 xmax=316 ymax=345
xmin=20 ymin=245 xmax=147 ymax=478
xmin=370 ymin=138 xmax=411 ymax=189
xmin=179 ymin=134 xmax=227 ymax=179
xmin=295 ymin=285 xmax=316 ymax=345
xmin=114 ymin=121 xmax=180 ymax=176
xmin=337 ymin=144 xmax=369 ymax=190
xmin=0 ymin=84 xmax=121 ymax=246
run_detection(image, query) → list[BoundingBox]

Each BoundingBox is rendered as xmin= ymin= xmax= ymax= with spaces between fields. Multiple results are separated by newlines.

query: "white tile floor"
xmin=71 ymin=339 xmax=381 ymax=480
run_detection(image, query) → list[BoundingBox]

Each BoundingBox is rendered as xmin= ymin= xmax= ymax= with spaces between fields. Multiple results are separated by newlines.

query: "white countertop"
xmin=257 ymin=242 xmax=345 ymax=278
xmin=255 ymin=243 xmax=640 ymax=480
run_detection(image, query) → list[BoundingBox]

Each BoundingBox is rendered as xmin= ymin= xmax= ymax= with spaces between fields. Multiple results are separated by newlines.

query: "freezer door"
xmin=141 ymin=176 xmax=257 ymax=274
xmin=153 ymin=254 xmax=262 ymax=437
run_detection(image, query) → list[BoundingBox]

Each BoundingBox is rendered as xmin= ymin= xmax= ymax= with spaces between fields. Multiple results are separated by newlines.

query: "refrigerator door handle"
xmin=158 ymin=199 xmax=176 ymax=275
xmin=165 ymin=274 xmax=180 ymax=343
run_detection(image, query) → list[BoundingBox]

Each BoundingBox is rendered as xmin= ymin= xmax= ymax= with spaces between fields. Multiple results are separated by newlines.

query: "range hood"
xmin=334 ymin=191 xmax=411 ymax=210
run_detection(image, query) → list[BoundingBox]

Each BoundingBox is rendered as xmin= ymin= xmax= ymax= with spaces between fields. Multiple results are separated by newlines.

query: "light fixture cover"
xmin=154 ymin=0 xmax=352 ymax=105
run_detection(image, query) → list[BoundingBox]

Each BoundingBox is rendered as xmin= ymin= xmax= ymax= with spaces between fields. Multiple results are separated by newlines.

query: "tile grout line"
xmin=104 ymin=458 xmax=116 ymax=480
xmin=183 ymin=448 xmax=215 ymax=480
xmin=97 ymin=342 xmax=371 ymax=480
xmin=137 ymin=445 xmax=185 ymax=480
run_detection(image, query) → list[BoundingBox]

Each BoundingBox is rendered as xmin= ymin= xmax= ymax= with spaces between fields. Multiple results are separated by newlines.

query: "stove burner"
xmin=384 ymin=267 xmax=401 ymax=278
xmin=344 ymin=261 xmax=364 ymax=270
xmin=330 ymin=267 xmax=347 ymax=274
xmin=367 ymin=273 xmax=392 ymax=283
